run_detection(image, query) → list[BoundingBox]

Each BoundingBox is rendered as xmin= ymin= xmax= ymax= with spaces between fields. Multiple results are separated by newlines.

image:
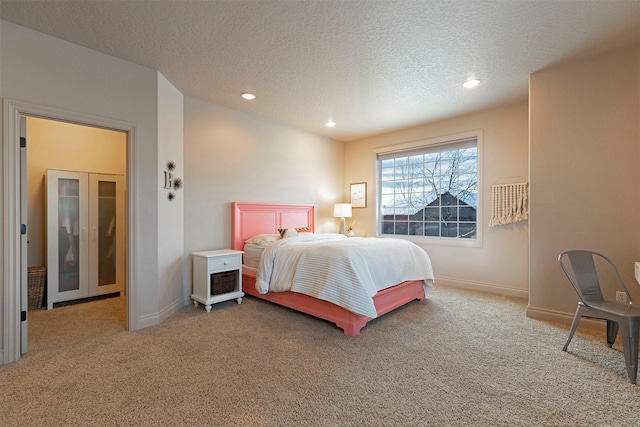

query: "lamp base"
xmin=339 ymin=217 xmax=346 ymax=235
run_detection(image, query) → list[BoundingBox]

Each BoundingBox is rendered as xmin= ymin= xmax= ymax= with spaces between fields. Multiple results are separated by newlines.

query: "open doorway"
xmin=25 ymin=116 xmax=127 ymax=340
xmin=2 ymin=99 xmax=137 ymax=364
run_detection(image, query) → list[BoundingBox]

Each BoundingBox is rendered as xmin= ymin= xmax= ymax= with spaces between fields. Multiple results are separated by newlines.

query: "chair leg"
xmin=606 ymin=320 xmax=619 ymax=348
xmin=563 ymin=305 xmax=584 ymax=351
xmin=618 ymin=318 xmax=639 ymax=384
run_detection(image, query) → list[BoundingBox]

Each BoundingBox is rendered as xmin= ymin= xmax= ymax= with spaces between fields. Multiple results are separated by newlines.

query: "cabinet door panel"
xmin=46 ymin=170 xmax=89 ymax=307
xmin=89 ymin=174 xmax=125 ymax=296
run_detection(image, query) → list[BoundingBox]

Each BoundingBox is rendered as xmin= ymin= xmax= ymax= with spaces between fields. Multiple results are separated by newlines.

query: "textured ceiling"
xmin=0 ymin=0 xmax=638 ymax=141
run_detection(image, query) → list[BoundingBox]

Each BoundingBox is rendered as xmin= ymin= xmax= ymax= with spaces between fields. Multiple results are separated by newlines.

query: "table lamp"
xmin=333 ymin=203 xmax=352 ymax=235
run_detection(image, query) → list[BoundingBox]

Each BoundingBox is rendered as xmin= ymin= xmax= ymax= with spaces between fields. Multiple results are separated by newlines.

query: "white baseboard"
xmin=525 ymin=305 xmax=606 ymax=331
xmin=436 ymin=276 xmax=606 ymax=332
xmin=435 ymin=275 xmax=528 ymax=299
xmin=136 ymin=297 xmax=184 ymax=330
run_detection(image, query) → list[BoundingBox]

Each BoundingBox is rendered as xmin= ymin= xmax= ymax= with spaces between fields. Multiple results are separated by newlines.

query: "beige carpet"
xmin=1 ymin=285 xmax=639 ymax=426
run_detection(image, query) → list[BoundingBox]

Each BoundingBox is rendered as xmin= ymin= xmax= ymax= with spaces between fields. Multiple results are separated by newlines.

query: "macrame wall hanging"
xmin=488 ymin=182 xmax=529 ymax=227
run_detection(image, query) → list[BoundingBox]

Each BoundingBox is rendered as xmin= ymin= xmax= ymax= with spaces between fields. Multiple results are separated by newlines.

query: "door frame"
xmin=2 ymin=98 xmax=137 ymax=364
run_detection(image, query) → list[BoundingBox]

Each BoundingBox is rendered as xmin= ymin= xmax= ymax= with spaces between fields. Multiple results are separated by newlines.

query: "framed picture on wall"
xmin=350 ymin=182 xmax=367 ymax=208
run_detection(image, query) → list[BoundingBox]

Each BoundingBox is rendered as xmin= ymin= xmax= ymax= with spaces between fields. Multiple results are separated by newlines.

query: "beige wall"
xmin=26 ymin=117 xmax=126 ymax=268
xmin=183 ymin=97 xmax=345 ymax=261
xmin=344 ymin=101 xmax=530 ymax=297
xmin=528 ymin=45 xmax=640 ymax=322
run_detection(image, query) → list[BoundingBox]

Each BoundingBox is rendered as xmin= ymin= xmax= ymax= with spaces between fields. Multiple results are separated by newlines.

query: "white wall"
xmin=157 ymin=74 xmax=185 ymax=316
xmin=528 ymin=45 xmax=640 ymax=323
xmin=344 ymin=102 xmax=530 ymax=297
xmin=183 ymin=97 xmax=345 ymax=266
xmin=0 ymin=20 xmax=162 ymax=353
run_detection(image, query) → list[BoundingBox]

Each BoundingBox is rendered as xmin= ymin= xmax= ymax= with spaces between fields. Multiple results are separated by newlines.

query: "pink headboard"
xmin=231 ymin=202 xmax=315 ymax=251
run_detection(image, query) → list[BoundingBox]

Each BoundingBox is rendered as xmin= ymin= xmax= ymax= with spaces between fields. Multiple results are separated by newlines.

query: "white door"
xmin=20 ymin=116 xmax=28 ymax=353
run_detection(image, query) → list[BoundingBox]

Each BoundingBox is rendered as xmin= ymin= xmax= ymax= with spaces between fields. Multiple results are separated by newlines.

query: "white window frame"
xmin=374 ymin=130 xmax=483 ymax=248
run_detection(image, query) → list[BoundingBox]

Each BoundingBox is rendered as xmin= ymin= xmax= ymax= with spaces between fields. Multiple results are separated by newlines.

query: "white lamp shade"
xmin=333 ymin=203 xmax=352 ymax=218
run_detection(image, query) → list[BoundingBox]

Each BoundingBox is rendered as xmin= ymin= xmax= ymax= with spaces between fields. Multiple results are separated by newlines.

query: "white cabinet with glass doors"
xmin=45 ymin=169 xmax=125 ymax=308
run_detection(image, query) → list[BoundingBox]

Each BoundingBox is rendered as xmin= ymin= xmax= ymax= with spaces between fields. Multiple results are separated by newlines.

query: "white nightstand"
xmin=191 ymin=249 xmax=244 ymax=312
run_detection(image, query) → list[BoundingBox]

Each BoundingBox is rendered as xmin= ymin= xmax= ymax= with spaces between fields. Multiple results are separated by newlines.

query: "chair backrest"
xmin=558 ymin=250 xmax=631 ymax=306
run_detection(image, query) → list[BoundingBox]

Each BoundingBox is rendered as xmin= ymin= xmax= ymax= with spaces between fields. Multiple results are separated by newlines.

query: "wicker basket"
xmin=210 ymin=271 xmax=237 ymax=295
xmin=28 ymin=266 xmax=46 ymax=310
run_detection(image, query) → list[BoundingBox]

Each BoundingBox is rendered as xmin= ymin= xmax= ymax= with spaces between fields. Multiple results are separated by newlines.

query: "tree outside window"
xmin=378 ymin=137 xmax=478 ymax=240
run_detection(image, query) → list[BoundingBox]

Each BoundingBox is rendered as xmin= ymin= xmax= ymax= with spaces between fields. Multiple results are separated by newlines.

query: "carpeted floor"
xmin=1 ymin=285 xmax=639 ymax=426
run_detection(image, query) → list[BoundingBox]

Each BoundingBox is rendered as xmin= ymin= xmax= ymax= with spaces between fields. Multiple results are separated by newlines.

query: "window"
xmin=377 ymin=132 xmax=481 ymax=244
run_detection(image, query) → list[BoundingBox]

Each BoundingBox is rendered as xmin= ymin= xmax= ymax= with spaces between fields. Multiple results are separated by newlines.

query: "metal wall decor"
xmin=164 ymin=160 xmax=183 ymax=201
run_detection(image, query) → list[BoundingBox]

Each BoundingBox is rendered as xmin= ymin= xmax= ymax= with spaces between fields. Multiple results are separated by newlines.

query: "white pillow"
xmin=244 ymin=233 xmax=281 ymax=245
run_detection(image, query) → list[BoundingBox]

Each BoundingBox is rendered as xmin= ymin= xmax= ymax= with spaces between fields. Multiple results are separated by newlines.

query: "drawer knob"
xmin=224 ymin=261 xmax=229 ymax=265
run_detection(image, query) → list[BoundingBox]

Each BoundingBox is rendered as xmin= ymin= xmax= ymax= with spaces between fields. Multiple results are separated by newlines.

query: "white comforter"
xmin=255 ymin=234 xmax=434 ymax=318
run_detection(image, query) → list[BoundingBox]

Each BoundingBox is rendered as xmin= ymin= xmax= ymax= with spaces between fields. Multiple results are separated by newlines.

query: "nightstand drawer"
xmin=208 ymin=254 xmax=241 ymax=272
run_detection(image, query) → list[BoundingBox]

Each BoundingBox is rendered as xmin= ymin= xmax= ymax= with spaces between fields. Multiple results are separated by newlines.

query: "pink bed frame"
xmin=231 ymin=202 xmax=426 ymax=336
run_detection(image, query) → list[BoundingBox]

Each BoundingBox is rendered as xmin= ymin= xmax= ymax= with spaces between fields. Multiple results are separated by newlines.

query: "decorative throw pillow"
xmin=295 ymin=227 xmax=311 ymax=233
xmin=277 ymin=228 xmax=298 ymax=238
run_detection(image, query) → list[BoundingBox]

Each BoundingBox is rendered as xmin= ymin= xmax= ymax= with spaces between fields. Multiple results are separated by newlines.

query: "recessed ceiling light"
xmin=463 ymin=79 xmax=481 ymax=88
xmin=241 ymin=92 xmax=256 ymax=100
xmin=325 ymin=120 xmax=336 ymax=128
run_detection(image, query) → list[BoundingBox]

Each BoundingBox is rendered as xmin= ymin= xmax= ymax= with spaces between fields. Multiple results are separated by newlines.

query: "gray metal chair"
xmin=559 ymin=250 xmax=640 ymax=384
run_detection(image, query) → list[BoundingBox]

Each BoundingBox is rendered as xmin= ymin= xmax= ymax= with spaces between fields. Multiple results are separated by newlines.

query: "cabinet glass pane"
xmin=98 ymin=181 xmax=117 ymax=286
xmin=58 ymin=178 xmax=80 ymax=292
